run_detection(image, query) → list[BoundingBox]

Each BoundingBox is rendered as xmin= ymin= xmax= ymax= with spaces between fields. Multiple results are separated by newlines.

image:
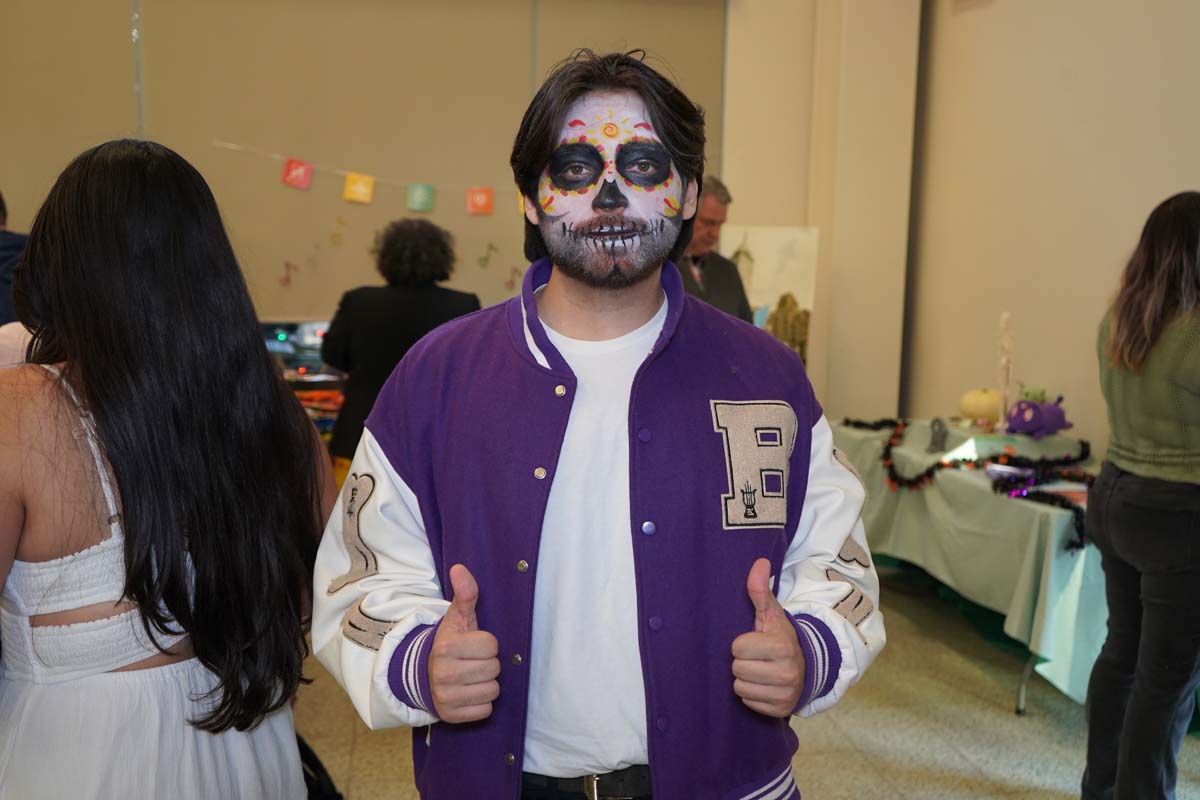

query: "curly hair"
xmin=372 ymin=218 xmax=455 ymax=287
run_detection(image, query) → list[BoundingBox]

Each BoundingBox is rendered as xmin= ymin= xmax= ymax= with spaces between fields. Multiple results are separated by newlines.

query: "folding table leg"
xmin=1015 ymin=653 xmax=1037 ymax=715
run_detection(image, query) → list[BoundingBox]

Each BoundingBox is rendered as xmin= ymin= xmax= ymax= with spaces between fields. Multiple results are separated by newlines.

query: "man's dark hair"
xmin=0 ymin=189 xmax=7 ymax=227
xmin=372 ymin=218 xmax=455 ymax=287
xmin=511 ymin=49 xmax=706 ymax=264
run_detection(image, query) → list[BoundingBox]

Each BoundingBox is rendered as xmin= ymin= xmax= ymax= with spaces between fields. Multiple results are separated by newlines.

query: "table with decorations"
xmin=832 ymin=418 xmax=1102 ymax=711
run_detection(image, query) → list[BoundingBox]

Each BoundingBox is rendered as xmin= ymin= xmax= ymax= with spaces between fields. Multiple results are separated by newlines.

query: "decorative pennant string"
xmin=210 ymin=139 xmax=497 ymax=195
xmin=132 ymin=0 xmax=144 ymax=137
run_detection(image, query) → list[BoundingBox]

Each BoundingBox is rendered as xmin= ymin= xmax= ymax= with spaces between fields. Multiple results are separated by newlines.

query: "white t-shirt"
xmin=521 ymin=297 xmax=668 ymax=777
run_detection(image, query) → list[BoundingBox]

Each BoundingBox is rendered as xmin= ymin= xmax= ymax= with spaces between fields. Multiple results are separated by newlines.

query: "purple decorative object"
xmin=1006 ymin=395 xmax=1074 ymax=440
xmin=985 ymin=463 xmax=1035 ymax=481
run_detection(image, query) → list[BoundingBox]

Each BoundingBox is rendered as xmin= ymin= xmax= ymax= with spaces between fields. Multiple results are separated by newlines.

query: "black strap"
xmin=522 ymin=765 xmax=652 ymax=798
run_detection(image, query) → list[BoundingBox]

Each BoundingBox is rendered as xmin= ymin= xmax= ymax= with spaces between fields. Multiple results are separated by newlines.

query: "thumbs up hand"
xmin=731 ymin=558 xmax=806 ymax=718
xmin=428 ymin=564 xmax=501 ymax=723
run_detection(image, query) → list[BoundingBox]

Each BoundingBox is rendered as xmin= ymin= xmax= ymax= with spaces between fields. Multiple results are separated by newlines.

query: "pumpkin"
xmin=959 ymin=388 xmax=1002 ymax=423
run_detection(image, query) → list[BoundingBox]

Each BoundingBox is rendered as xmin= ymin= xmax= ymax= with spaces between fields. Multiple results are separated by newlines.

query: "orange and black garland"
xmin=841 ymin=418 xmax=1094 ymax=550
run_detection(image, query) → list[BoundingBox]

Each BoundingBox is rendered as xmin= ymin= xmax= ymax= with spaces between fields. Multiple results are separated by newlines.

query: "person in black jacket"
xmin=0 ymin=190 xmax=30 ymax=326
xmin=322 ymin=219 xmax=480 ymax=482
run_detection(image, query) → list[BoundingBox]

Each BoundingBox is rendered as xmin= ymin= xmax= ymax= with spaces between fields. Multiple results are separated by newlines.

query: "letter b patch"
xmin=711 ymin=401 xmax=797 ymax=529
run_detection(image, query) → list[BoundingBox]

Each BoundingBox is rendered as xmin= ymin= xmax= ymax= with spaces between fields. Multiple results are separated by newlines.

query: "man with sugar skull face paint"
xmin=313 ymin=51 xmax=884 ymax=800
xmin=533 ymin=91 xmax=687 ymax=290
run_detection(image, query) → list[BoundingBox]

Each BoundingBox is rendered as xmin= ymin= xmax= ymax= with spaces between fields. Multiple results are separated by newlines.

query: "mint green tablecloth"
xmin=833 ymin=420 xmax=1106 ymax=704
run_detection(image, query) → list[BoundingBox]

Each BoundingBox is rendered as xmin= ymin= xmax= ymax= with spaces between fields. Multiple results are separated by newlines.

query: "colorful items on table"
xmin=293 ymin=389 xmax=343 ymax=441
xmin=927 ymin=417 xmax=949 ymax=453
xmin=959 ymin=387 xmax=1003 ymax=429
xmin=840 ymin=417 xmax=1093 ymax=549
xmin=1019 ymin=383 xmax=1048 ymax=404
xmin=1006 ymin=396 xmax=1073 ymax=440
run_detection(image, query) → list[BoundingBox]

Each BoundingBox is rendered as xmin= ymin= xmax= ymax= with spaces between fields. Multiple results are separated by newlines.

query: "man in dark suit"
xmin=679 ymin=176 xmax=753 ymax=323
xmin=321 ymin=219 xmax=480 ymax=484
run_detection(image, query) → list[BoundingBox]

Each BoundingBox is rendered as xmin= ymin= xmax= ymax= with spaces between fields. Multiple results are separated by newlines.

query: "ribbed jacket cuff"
xmin=387 ymin=623 xmax=438 ymax=715
xmin=790 ymin=613 xmax=842 ymax=713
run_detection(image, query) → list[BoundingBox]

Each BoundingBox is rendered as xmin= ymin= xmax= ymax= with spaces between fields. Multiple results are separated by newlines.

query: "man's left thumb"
xmin=747 ymin=558 xmax=783 ymax=633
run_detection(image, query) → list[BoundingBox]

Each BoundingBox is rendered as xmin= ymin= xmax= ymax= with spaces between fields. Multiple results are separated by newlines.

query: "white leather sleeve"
xmin=778 ymin=415 xmax=886 ymax=716
xmin=312 ymin=428 xmax=448 ymax=729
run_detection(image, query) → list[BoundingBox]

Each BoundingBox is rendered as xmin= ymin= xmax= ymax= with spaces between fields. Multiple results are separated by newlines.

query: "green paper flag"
xmin=406 ymin=183 xmax=435 ymax=212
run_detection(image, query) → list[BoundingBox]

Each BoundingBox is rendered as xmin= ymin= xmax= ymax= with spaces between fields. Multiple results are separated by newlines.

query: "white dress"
xmin=0 ymin=368 xmax=305 ymax=799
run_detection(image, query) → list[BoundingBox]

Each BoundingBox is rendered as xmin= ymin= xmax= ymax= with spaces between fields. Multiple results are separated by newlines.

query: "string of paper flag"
xmin=211 ymin=139 xmax=507 ymax=216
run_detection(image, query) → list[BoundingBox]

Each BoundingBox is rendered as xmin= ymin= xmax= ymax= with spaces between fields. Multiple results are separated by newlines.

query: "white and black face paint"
xmin=533 ymin=90 xmax=687 ymax=289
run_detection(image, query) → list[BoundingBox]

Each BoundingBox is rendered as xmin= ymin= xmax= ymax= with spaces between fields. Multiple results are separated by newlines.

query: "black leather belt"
xmin=522 ymin=765 xmax=652 ymax=799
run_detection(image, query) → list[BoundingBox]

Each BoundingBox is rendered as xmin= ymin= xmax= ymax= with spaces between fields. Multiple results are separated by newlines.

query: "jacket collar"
xmin=506 ymin=257 xmax=687 ymax=374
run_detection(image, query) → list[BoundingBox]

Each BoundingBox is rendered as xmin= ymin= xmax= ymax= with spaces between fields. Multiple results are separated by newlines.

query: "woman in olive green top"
xmin=1083 ymin=191 xmax=1200 ymax=800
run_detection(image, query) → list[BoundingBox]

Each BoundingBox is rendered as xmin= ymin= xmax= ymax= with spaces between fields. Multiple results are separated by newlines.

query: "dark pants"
xmin=1082 ymin=462 xmax=1200 ymax=800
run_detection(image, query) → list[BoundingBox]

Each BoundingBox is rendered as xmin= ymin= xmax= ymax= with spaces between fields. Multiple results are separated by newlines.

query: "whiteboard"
xmin=718 ymin=225 xmax=819 ymax=312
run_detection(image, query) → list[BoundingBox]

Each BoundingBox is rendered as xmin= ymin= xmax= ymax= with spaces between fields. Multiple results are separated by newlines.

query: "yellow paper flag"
xmin=343 ymin=172 xmax=375 ymax=204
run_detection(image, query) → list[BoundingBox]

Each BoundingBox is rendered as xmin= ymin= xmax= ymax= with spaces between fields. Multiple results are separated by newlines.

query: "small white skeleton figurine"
xmin=997 ymin=311 xmax=1015 ymax=430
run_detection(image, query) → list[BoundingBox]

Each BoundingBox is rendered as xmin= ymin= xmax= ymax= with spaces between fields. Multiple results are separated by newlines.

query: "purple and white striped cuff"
xmin=789 ymin=613 xmax=842 ymax=713
xmin=387 ymin=622 xmax=438 ymax=715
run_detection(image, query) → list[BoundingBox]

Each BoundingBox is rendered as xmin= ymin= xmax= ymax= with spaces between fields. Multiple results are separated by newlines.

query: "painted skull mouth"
xmin=588 ymin=225 xmax=641 ymax=239
xmin=561 ymin=218 xmax=667 ymax=242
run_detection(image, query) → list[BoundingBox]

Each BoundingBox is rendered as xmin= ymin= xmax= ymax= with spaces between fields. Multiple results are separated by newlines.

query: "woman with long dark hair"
xmin=0 ymin=139 xmax=335 ymax=798
xmin=1083 ymin=191 xmax=1200 ymax=800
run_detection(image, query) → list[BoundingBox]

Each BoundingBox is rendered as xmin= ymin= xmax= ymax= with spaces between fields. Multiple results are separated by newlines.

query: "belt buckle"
xmin=583 ymin=773 xmax=633 ymax=800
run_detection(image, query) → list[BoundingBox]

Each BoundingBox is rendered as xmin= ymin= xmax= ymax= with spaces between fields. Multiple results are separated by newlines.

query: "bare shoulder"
xmin=0 ymin=364 xmax=69 ymax=447
xmin=0 ymin=363 xmax=61 ymax=410
xmin=0 ymin=366 xmax=54 ymax=531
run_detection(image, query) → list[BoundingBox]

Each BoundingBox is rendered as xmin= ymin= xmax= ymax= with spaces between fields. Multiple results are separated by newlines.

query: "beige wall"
xmin=0 ymin=0 xmax=724 ymax=320
xmin=720 ymin=0 xmax=920 ymax=417
xmin=535 ymin=0 xmax=726 ymax=179
xmin=1 ymin=1 xmax=135 ymax=231
xmin=906 ymin=0 xmax=1200 ymax=450
xmin=804 ymin=0 xmax=921 ymax=417
xmin=721 ymin=0 xmax=816 ymax=227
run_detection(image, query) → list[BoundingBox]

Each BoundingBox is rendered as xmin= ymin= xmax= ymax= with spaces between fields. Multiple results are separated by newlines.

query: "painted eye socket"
xmin=548 ymin=143 xmax=605 ymax=191
xmin=616 ymin=141 xmax=672 ymax=187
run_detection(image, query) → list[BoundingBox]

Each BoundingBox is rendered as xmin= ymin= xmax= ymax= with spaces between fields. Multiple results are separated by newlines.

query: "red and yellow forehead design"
xmin=564 ymin=110 xmax=655 ymax=146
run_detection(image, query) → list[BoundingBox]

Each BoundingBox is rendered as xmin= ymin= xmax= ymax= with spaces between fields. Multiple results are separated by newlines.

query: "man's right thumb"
xmin=447 ymin=563 xmax=479 ymax=632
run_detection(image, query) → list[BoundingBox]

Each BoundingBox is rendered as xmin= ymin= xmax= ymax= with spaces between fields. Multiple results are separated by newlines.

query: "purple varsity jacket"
xmin=353 ymin=259 xmax=847 ymax=799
